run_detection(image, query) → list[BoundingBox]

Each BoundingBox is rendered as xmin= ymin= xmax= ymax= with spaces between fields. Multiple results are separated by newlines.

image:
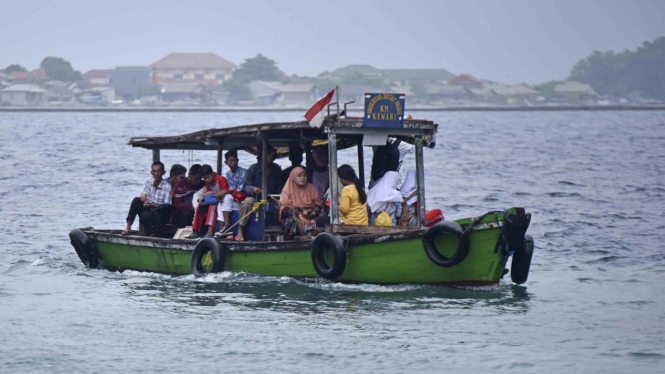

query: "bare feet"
xmin=235 ymin=227 xmax=245 ymax=241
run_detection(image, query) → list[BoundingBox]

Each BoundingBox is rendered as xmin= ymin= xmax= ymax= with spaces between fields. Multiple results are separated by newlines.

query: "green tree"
xmin=232 ymin=54 xmax=283 ymax=83
xmin=410 ymin=82 xmax=427 ymax=98
xmin=222 ymin=77 xmax=252 ymax=103
xmin=569 ymin=37 xmax=665 ymax=99
xmin=40 ymin=56 xmax=82 ymax=81
xmin=3 ymin=64 xmax=27 ymax=74
xmin=533 ymin=80 xmax=562 ymax=97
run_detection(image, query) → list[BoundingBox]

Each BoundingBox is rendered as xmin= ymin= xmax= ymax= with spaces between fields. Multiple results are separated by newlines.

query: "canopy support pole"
xmin=152 ymin=149 xmax=160 ymax=164
xmin=216 ymin=144 xmax=223 ymax=175
xmin=261 ymin=137 xmax=268 ymax=240
xmin=328 ymin=132 xmax=339 ymax=224
xmin=415 ymin=137 xmax=427 ymax=227
xmin=357 ymin=139 xmax=365 ymax=187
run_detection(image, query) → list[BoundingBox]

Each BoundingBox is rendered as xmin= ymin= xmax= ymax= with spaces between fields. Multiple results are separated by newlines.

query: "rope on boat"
xmin=214 ymin=200 xmax=268 ymax=238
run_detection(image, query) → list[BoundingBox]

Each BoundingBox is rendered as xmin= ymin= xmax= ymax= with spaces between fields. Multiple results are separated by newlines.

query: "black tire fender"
xmin=311 ymin=232 xmax=347 ymax=280
xmin=422 ymin=221 xmax=470 ymax=267
xmin=190 ymin=238 xmax=225 ymax=276
xmin=69 ymin=229 xmax=99 ymax=268
xmin=511 ymin=234 xmax=534 ymax=284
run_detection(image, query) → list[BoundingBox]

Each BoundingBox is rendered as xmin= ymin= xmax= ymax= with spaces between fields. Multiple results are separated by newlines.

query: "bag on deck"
xmin=375 ymin=209 xmax=395 ymax=226
xmin=201 ymin=194 xmax=220 ymax=206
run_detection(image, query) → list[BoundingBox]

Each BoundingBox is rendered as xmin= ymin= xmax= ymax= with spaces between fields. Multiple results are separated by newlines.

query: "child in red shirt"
xmin=187 ymin=164 xmax=230 ymax=239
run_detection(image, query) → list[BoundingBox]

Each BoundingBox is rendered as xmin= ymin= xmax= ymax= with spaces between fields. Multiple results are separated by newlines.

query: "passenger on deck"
xmin=236 ymin=145 xmax=283 ymax=241
xmin=399 ymin=169 xmax=419 ymax=227
xmin=122 ymin=161 xmax=173 ymax=236
xmin=166 ymin=164 xmax=187 ymax=190
xmin=218 ymin=150 xmax=247 ymax=239
xmin=279 ymin=167 xmax=325 ymax=240
xmin=187 ymin=164 xmax=229 ymax=239
xmin=337 ymin=164 xmax=368 ymax=225
xmin=307 ymin=146 xmax=329 ymax=200
xmin=368 ymin=138 xmax=411 ymax=189
xmin=367 ymin=171 xmax=403 ymax=226
xmin=281 ymin=146 xmax=304 ymax=185
xmin=171 ymin=164 xmax=203 ymax=228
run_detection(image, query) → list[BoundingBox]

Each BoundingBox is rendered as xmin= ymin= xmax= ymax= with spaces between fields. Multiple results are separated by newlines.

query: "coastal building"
xmin=249 ymin=81 xmax=282 ymax=105
xmin=109 ymin=66 xmax=151 ymax=101
xmin=80 ymin=86 xmax=116 ymax=105
xmin=9 ymin=71 xmax=30 ymax=81
xmin=150 ymin=53 xmax=236 ymax=84
xmin=380 ymin=68 xmax=455 ymax=85
xmin=44 ymin=82 xmax=77 ymax=103
xmin=448 ymin=74 xmax=483 ymax=88
xmin=329 ymin=64 xmax=455 ymax=85
xmin=422 ymin=83 xmax=470 ymax=102
xmin=1 ymin=84 xmax=47 ymax=106
xmin=83 ymin=70 xmax=111 ymax=85
xmin=554 ymin=81 xmax=597 ymax=103
xmin=488 ymin=84 xmax=539 ymax=104
xmin=158 ymin=82 xmax=206 ymax=102
xmin=277 ymin=84 xmax=318 ymax=105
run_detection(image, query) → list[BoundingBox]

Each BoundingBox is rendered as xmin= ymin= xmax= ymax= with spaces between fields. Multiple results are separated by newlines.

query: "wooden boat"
xmin=69 ymin=99 xmax=534 ymax=286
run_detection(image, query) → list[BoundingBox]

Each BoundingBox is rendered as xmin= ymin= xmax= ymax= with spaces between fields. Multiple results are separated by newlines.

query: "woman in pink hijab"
xmin=280 ymin=166 xmax=324 ymax=239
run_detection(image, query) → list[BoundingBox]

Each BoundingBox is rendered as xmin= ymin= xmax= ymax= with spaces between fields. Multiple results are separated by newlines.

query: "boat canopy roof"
xmin=128 ymin=117 xmax=437 ymax=156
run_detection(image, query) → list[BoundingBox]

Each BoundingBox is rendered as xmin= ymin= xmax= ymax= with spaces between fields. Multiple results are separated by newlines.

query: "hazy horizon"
xmin=1 ymin=0 xmax=664 ymax=84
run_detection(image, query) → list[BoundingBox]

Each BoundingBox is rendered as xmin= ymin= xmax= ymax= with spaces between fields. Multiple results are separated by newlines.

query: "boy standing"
xmin=218 ymin=150 xmax=247 ymax=238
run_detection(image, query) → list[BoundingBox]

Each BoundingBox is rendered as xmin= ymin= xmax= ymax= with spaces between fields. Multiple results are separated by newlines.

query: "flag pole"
xmin=329 ymin=86 xmax=340 ymax=224
xmin=335 ymin=86 xmax=340 ymax=120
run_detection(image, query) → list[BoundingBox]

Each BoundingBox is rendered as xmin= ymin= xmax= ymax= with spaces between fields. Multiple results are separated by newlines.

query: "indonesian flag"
xmin=304 ymin=88 xmax=335 ymax=128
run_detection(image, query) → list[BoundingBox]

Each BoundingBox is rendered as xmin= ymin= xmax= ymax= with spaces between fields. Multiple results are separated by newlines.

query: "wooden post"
xmin=415 ymin=137 xmax=427 ymax=227
xmin=216 ymin=143 xmax=223 ymax=175
xmin=357 ymin=139 xmax=365 ymax=187
xmin=152 ymin=149 xmax=160 ymax=164
xmin=328 ymin=132 xmax=339 ymax=224
xmin=261 ymin=137 xmax=268 ymax=240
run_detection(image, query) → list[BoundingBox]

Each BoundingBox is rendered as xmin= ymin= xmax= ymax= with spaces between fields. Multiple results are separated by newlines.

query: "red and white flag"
xmin=304 ymin=88 xmax=335 ymax=128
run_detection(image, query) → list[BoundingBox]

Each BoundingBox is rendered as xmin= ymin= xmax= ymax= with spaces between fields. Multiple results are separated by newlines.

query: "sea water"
xmin=0 ymin=110 xmax=664 ymax=373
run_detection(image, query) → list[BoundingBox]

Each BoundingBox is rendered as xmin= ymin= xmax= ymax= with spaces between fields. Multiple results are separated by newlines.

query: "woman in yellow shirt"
xmin=337 ymin=164 xmax=368 ymax=225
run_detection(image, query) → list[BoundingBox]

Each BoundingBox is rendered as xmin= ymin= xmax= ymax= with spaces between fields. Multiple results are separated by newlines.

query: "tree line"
xmin=569 ymin=36 xmax=665 ymax=99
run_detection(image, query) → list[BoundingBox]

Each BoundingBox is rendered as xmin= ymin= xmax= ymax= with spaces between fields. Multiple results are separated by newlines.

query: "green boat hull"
xmin=80 ymin=211 xmax=522 ymax=286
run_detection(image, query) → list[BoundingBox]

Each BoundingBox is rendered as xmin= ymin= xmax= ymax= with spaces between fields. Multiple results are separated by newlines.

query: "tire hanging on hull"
xmin=511 ymin=234 xmax=534 ymax=284
xmin=69 ymin=229 xmax=99 ymax=268
xmin=190 ymin=238 xmax=226 ymax=276
xmin=421 ymin=221 xmax=470 ymax=267
xmin=311 ymin=232 xmax=347 ymax=280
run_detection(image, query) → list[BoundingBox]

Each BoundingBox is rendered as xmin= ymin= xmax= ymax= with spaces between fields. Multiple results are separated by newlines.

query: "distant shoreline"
xmin=1 ymin=105 xmax=664 ymax=112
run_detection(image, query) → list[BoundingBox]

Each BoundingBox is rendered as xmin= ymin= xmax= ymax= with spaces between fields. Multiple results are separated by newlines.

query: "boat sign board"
xmin=364 ymin=93 xmax=406 ymax=128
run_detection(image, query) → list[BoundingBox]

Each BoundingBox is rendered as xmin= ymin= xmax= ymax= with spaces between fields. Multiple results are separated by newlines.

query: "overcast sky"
xmin=1 ymin=0 xmax=663 ymax=83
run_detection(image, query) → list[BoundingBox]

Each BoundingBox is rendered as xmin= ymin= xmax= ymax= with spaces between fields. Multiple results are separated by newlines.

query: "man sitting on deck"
xmin=235 ymin=145 xmax=283 ymax=241
xmin=187 ymin=164 xmax=229 ymax=239
xmin=171 ymin=164 xmax=204 ymax=228
xmin=122 ymin=161 xmax=173 ymax=236
xmin=218 ymin=150 xmax=247 ymax=239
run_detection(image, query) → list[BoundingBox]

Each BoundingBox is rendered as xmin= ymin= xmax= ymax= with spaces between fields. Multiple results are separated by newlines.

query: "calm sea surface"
xmin=1 ymin=111 xmax=664 ymax=373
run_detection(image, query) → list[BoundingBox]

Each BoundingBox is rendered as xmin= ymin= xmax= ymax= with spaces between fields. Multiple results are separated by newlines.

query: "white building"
xmin=1 ymin=84 xmax=47 ymax=106
xmin=150 ymin=53 xmax=237 ymax=83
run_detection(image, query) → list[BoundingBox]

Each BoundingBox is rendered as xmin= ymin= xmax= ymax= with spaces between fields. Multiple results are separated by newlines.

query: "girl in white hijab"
xmin=367 ymin=171 xmax=403 ymax=225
